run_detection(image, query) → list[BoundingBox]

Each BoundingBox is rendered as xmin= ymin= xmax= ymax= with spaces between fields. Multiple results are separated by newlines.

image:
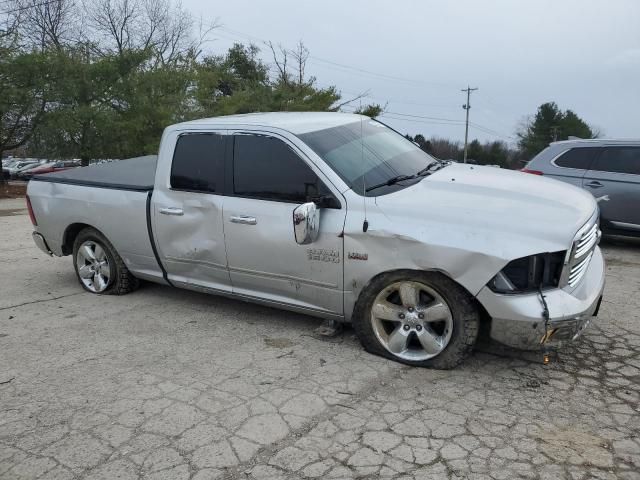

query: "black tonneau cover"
xmin=32 ymin=155 xmax=157 ymax=191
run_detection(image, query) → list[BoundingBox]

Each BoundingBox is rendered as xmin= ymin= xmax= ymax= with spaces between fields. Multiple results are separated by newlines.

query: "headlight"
xmin=488 ymin=251 xmax=566 ymax=294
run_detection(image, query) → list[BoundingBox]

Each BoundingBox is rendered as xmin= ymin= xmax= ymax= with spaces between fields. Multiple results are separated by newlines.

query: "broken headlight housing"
xmin=488 ymin=251 xmax=566 ymax=294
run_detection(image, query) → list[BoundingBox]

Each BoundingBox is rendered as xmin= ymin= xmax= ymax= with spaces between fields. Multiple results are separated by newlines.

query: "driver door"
xmin=223 ymin=132 xmax=346 ymax=315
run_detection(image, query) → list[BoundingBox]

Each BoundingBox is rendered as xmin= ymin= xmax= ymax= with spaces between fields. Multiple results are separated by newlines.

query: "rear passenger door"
xmin=548 ymin=147 xmax=600 ymax=187
xmin=152 ymin=131 xmax=232 ymax=292
xmin=583 ymin=146 xmax=640 ymax=230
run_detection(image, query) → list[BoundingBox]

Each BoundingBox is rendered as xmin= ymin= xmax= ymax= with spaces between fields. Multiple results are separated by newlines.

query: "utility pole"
xmin=550 ymin=125 xmax=560 ymax=142
xmin=461 ymin=86 xmax=478 ymax=163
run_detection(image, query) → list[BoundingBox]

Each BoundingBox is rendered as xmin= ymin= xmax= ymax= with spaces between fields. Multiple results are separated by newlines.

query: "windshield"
xmin=298 ymin=119 xmax=438 ymax=196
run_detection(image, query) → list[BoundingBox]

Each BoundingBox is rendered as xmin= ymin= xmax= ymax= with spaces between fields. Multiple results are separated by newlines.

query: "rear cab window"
xmin=170 ymin=133 xmax=226 ymax=193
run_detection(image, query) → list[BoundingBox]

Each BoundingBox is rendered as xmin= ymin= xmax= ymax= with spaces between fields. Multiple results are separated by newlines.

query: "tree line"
xmin=1 ymin=0 xmax=374 ymax=176
xmin=406 ymin=102 xmax=598 ymax=168
xmin=405 ymin=135 xmax=521 ymax=169
xmin=1 ymin=0 xmax=598 ymax=183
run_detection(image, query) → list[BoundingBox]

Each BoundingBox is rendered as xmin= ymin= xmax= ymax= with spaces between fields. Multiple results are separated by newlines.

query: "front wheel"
xmin=353 ymin=271 xmax=480 ymax=369
xmin=72 ymin=227 xmax=138 ymax=295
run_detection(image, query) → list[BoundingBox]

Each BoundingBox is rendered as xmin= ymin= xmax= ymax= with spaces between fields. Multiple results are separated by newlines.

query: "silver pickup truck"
xmin=27 ymin=112 xmax=605 ymax=368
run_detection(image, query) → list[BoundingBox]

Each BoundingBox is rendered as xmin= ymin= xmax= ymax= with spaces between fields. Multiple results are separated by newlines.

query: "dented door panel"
xmin=152 ymin=189 xmax=231 ymax=292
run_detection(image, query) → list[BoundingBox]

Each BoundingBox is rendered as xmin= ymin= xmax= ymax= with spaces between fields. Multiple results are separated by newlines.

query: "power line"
xmin=308 ymin=56 xmax=452 ymax=89
xmin=476 ymin=90 xmax=513 ymax=112
xmin=212 ymin=23 xmax=515 ymax=142
xmin=383 ymin=110 xmax=464 ymax=124
xmin=216 ymin=25 xmax=455 ymax=90
xmin=472 ymin=94 xmax=519 ymax=135
xmin=469 ymin=121 xmax=514 ymax=139
xmin=379 ymin=112 xmax=514 ymax=141
xmin=379 ymin=113 xmax=465 ymax=127
xmin=314 ymin=82 xmax=463 ymax=112
xmin=0 ymin=0 xmax=59 ymax=15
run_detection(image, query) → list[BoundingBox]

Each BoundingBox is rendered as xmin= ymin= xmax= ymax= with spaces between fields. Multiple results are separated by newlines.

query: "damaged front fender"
xmin=341 ymin=199 xmax=577 ymax=322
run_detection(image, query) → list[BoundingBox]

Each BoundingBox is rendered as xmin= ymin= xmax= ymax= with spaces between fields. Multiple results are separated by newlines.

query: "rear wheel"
xmin=72 ymin=228 xmax=138 ymax=295
xmin=353 ymin=271 xmax=479 ymax=369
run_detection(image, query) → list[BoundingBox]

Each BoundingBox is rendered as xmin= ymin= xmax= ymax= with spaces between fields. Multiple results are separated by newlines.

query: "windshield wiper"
xmin=364 ymin=161 xmax=450 ymax=193
xmin=416 ymin=160 xmax=449 ymax=177
xmin=365 ymin=174 xmax=417 ymax=193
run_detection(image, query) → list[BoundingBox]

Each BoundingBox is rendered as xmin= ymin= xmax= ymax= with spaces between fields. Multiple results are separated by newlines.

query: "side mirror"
xmin=313 ymin=194 xmax=341 ymax=209
xmin=293 ymin=202 xmax=320 ymax=245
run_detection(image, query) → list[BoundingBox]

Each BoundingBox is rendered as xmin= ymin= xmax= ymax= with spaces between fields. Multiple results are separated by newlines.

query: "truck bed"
xmin=32 ymin=155 xmax=157 ymax=191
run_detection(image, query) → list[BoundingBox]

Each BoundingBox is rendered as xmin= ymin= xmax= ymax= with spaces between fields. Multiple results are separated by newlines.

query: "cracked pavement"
xmin=0 ymin=197 xmax=639 ymax=479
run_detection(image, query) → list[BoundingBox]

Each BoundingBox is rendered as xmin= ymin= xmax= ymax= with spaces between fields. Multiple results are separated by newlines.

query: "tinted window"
xmin=234 ymin=135 xmax=330 ymax=203
xmin=591 ymin=147 xmax=640 ymax=175
xmin=170 ymin=133 xmax=226 ymax=192
xmin=554 ymin=148 xmax=598 ymax=170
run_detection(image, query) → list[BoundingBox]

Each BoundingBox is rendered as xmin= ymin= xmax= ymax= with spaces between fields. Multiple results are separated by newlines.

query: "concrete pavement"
xmin=0 ymin=198 xmax=639 ymax=479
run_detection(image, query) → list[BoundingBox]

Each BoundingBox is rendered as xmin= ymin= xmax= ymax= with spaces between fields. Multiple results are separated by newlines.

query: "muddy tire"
xmin=353 ymin=270 xmax=479 ymax=369
xmin=72 ymin=227 xmax=139 ymax=295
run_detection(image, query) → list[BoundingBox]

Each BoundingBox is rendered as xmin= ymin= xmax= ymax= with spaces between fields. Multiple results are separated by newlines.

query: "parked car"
xmin=18 ymin=162 xmax=57 ymax=180
xmin=523 ymin=139 xmax=640 ymax=237
xmin=3 ymin=160 xmax=40 ymax=179
xmin=1 ymin=159 xmax=16 ymax=178
xmin=19 ymin=161 xmax=79 ymax=180
xmin=16 ymin=162 xmax=55 ymax=180
xmin=27 ymin=113 xmax=605 ymax=369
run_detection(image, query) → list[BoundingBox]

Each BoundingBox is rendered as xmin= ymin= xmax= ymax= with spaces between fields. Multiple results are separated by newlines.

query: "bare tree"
xmin=86 ymin=0 xmax=140 ymax=54
xmin=12 ymin=0 xmax=78 ymax=50
xmin=0 ymin=7 xmax=21 ymax=48
xmin=268 ymin=40 xmax=316 ymax=88
xmin=290 ymin=40 xmax=309 ymax=86
xmin=267 ymin=41 xmax=289 ymax=86
xmin=85 ymin=0 xmax=212 ymax=65
xmin=149 ymin=0 xmax=194 ymax=65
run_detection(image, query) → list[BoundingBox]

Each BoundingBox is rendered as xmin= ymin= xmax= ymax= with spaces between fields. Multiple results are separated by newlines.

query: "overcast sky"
xmin=183 ymin=0 xmax=640 ymax=145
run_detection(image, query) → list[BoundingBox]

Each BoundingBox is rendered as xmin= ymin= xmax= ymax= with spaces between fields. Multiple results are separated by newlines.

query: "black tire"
xmin=352 ymin=270 xmax=479 ymax=369
xmin=72 ymin=227 xmax=139 ymax=295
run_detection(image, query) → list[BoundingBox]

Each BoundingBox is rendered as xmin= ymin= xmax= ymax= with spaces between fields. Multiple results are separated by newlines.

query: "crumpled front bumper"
xmin=476 ymin=247 xmax=605 ymax=350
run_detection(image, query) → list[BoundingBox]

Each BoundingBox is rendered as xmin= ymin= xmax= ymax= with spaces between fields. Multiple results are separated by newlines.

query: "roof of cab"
xmin=170 ymin=112 xmax=365 ymax=135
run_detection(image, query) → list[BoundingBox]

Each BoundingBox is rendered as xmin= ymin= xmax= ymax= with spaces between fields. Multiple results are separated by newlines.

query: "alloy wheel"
xmin=76 ymin=240 xmax=111 ymax=293
xmin=370 ymin=281 xmax=454 ymax=361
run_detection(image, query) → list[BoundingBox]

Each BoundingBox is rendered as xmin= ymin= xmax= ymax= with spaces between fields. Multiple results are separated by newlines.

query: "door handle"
xmin=230 ymin=215 xmax=257 ymax=225
xmin=585 ymin=181 xmax=603 ymax=188
xmin=159 ymin=207 xmax=184 ymax=216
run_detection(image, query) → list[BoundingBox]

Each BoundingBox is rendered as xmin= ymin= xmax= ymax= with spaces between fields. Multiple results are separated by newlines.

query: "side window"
xmin=591 ymin=147 xmax=640 ymax=175
xmin=554 ymin=148 xmax=599 ymax=170
xmin=170 ymin=133 xmax=226 ymax=192
xmin=233 ymin=134 xmax=332 ymax=203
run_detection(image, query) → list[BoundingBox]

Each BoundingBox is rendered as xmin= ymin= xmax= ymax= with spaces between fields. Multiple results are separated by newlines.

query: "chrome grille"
xmin=574 ymin=222 xmax=598 ymax=258
xmin=561 ymin=212 xmax=600 ymax=288
xmin=568 ymin=251 xmax=594 ymax=286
